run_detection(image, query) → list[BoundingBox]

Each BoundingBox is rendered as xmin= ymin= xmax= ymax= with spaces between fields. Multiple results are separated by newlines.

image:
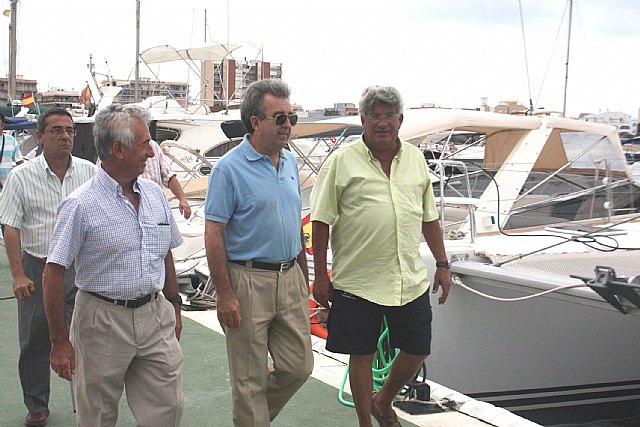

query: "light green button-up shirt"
xmin=0 ymin=154 xmax=96 ymax=258
xmin=311 ymin=138 xmax=438 ymax=306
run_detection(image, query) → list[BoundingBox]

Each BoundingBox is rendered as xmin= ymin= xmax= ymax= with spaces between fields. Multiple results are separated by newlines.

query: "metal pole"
xmin=225 ymin=0 xmax=229 ymax=111
xmin=203 ymin=9 xmax=207 ymax=106
xmin=562 ymin=0 xmax=573 ymax=117
xmin=134 ymin=0 xmax=140 ymax=102
xmin=8 ymin=0 xmax=18 ymax=103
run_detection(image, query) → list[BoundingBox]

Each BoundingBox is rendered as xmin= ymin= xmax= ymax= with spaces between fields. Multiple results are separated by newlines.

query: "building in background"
xmin=334 ymin=103 xmax=358 ymax=116
xmin=0 ymin=76 xmax=37 ymax=105
xmin=493 ymin=100 xmax=529 ymax=115
xmin=102 ymin=78 xmax=189 ymax=106
xmin=40 ymin=88 xmax=83 ymax=113
xmin=200 ymin=59 xmax=282 ymax=111
xmin=583 ymin=111 xmax=637 ymax=138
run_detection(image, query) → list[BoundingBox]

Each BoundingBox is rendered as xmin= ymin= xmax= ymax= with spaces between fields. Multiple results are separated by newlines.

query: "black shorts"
xmin=326 ymin=290 xmax=432 ymax=356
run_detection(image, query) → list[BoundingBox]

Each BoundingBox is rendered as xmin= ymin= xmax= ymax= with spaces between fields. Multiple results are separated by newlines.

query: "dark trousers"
xmin=18 ymin=252 xmax=76 ymax=412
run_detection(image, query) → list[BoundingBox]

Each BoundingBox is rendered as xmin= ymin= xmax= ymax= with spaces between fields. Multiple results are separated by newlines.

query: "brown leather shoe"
xmin=371 ymin=393 xmax=402 ymax=427
xmin=25 ymin=409 xmax=49 ymax=427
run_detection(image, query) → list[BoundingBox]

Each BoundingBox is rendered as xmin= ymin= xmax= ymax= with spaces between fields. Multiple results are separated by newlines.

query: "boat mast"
xmin=134 ymin=0 xmax=140 ymax=102
xmin=7 ymin=0 xmax=17 ymax=102
xmin=203 ymin=9 xmax=208 ymax=106
xmin=225 ymin=0 xmax=230 ymax=112
xmin=562 ymin=0 xmax=573 ymax=117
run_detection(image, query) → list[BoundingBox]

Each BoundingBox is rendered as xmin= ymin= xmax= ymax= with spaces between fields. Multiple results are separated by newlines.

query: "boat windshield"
xmin=561 ymin=132 xmax=626 ymax=172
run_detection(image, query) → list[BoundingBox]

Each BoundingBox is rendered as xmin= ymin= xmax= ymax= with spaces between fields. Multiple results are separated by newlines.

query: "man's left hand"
xmin=432 ymin=268 xmax=451 ymax=305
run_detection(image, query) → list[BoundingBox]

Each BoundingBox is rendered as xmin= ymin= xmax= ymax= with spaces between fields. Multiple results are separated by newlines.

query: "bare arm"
xmin=311 ymin=221 xmax=333 ymax=309
xmin=204 ymin=220 xmax=240 ymax=329
xmin=163 ymin=250 xmax=183 ymax=340
xmin=43 ymin=262 xmax=74 ymax=381
xmin=167 ymin=175 xmax=191 ymax=219
xmin=422 ymin=219 xmax=451 ymax=305
xmin=3 ymin=225 xmax=33 ymax=299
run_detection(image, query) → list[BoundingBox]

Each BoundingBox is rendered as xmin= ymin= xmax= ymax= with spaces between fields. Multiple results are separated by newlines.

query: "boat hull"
xmin=428 ymin=262 xmax=640 ymax=425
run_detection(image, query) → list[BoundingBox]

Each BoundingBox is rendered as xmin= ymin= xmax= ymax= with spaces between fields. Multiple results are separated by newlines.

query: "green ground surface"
xmin=0 ymin=248 xmax=401 ymax=426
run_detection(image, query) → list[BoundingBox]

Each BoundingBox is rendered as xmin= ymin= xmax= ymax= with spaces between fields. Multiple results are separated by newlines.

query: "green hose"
xmin=338 ymin=316 xmax=400 ymax=407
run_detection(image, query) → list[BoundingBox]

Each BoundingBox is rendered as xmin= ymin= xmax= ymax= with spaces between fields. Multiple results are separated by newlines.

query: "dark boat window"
xmin=204 ymin=140 xmax=241 ymax=157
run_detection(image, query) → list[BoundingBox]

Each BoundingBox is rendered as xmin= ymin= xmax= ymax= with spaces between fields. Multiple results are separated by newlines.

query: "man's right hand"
xmin=216 ymin=290 xmax=241 ymax=329
xmin=13 ymin=275 xmax=34 ymax=299
xmin=50 ymin=340 xmax=75 ymax=381
xmin=312 ymin=273 xmax=333 ymax=309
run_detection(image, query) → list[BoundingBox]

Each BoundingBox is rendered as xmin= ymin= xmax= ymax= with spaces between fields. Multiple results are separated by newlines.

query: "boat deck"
xmin=0 ymin=248 xmax=538 ymax=426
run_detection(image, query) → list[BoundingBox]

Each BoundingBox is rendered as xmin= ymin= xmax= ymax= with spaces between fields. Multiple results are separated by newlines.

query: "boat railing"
xmin=160 ymin=140 xmax=214 ymax=184
xmin=428 ymin=159 xmax=480 ymax=242
xmin=592 ymin=158 xmax=613 ymax=222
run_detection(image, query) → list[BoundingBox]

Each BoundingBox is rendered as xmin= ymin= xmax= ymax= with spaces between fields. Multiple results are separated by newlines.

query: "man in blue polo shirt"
xmin=204 ymin=79 xmax=313 ymax=427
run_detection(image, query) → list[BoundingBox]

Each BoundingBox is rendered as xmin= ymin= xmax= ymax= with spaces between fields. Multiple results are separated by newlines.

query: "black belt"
xmin=87 ymin=291 xmax=158 ymax=308
xmin=229 ymin=259 xmax=296 ymax=273
xmin=25 ymin=253 xmax=47 ymax=263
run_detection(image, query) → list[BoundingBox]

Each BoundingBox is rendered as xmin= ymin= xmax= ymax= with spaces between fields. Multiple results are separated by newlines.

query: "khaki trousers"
xmin=71 ymin=290 xmax=184 ymax=427
xmin=225 ymin=261 xmax=314 ymax=427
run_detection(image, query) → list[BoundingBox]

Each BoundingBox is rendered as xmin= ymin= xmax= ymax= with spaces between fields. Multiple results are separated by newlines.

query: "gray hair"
xmin=37 ymin=107 xmax=73 ymax=133
xmin=240 ymin=79 xmax=291 ymax=134
xmin=358 ymin=86 xmax=404 ymax=117
xmin=93 ymin=104 xmax=150 ymax=161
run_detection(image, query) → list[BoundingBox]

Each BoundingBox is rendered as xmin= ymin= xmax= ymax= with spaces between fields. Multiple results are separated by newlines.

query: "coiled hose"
xmin=338 ymin=317 xmax=400 ymax=407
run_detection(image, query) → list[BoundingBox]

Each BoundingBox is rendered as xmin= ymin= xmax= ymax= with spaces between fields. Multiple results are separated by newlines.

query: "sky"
xmin=1 ymin=0 xmax=639 ymax=118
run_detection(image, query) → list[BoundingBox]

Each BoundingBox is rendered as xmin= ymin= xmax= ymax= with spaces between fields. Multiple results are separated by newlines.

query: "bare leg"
xmin=372 ymin=351 xmax=426 ymax=420
xmin=349 ymin=354 xmax=375 ymax=427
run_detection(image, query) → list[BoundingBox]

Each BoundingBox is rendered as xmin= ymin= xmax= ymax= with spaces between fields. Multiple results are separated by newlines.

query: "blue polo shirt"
xmin=204 ymin=135 xmax=302 ymax=262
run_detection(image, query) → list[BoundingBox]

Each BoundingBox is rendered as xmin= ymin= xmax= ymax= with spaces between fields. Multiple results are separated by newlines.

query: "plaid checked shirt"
xmin=47 ymin=168 xmax=183 ymax=299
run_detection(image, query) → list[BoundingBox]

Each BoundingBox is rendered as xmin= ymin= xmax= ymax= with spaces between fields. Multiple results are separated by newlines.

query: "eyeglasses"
xmin=366 ymin=113 xmax=400 ymax=123
xmin=45 ymin=126 xmax=77 ymax=137
xmin=264 ymin=113 xmax=298 ymax=127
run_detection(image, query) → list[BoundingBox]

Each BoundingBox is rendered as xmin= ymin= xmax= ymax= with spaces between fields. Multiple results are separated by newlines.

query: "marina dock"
xmin=0 ymin=248 xmax=538 ymax=426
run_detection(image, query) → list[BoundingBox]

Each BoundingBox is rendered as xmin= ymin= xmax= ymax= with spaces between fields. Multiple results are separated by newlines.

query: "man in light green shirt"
xmin=0 ymin=108 xmax=96 ymax=427
xmin=311 ymin=86 xmax=450 ymax=427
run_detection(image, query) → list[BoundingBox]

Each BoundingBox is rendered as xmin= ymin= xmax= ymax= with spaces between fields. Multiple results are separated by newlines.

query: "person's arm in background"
xmin=167 ymin=175 xmax=191 ymax=219
xmin=156 ymin=141 xmax=191 ymax=219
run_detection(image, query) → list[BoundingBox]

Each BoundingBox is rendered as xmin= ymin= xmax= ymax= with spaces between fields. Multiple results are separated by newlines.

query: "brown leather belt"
xmin=87 ymin=291 xmax=158 ymax=308
xmin=229 ymin=259 xmax=296 ymax=273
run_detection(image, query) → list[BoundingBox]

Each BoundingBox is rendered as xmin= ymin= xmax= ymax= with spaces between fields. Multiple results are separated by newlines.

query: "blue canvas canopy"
xmin=4 ymin=116 xmax=36 ymax=130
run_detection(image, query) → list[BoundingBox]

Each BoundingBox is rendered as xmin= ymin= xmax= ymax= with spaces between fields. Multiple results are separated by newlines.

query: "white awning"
xmin=140 ymin=41 xmax=261 ymax=64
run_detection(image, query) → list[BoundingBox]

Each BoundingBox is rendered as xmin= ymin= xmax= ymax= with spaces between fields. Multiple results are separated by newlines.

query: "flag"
xmin=20 ymin=94 xmax=35 ymax=106
xmin=302 ymin=213 xmax=313 ymax=255
xmin=80 ymin=84 xmax=92 ymax=108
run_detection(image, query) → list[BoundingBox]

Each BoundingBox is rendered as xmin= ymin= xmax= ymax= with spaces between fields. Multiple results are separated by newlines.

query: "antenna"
xmin=562 ymin=0 xmax=573 ymax=117
xmin=518 ymin=0 xmax=534 ymax=114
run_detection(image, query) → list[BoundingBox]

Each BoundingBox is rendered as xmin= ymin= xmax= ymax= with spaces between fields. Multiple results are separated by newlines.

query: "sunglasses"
xmin=265 ymin=113 xmax=298 ymax=127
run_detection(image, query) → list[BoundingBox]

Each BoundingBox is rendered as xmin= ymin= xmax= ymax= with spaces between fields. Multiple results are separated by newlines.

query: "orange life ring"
xmin=309 ymin=281 xmax=329 ymax=339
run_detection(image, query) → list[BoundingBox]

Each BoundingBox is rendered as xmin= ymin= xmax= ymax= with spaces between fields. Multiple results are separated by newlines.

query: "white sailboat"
xmin=297 ymin=108 xmax=640 ymax=426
